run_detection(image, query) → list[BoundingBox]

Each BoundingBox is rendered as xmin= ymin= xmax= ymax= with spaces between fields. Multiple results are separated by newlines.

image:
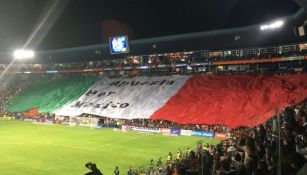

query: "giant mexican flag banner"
xmin=55 ymin=74 xmax=307 ymax=128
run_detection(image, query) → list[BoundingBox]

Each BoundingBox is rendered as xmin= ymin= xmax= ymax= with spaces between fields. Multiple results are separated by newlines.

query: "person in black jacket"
xmin=85 ymin=162 xmax=103 ymax=175
xmin=114 ymin=166 xmax=120 ymax=175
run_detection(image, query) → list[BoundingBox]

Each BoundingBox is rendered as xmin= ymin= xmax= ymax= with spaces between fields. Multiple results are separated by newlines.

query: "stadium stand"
xmin=0 ymin=43 xmax=306 ymax=175
xmin=0 ymin=43 xmax=306 ymax=77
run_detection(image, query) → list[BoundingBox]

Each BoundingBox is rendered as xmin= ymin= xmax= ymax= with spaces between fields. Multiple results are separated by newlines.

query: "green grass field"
xmin=0 ymin=121 xmax=219 ymax=175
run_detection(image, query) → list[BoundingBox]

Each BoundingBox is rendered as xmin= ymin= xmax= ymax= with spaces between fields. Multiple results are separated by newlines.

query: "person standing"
xmin=176 ymin=149 xmax=182 ymax=160
xmin=167 ymin=152 xmax=173 ymax=163
xmin=156 ymin=157 xmax=162 ymax=168
xmin=186 ymin=148 xmax=191 ymax=157
xmin=149 ymin=159 xmax=154 ymax=172
xmin=127 ymin=167 xmax=133 ymax=175
xmin=84 ymin=162 xmax=103 ymax=175
xmin=114 ymin=166 xmax=120 ymax=175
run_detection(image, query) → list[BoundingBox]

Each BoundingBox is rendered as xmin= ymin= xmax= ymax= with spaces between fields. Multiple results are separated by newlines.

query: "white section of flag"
xmin=55 ymin=76 xmax=191 ymax=119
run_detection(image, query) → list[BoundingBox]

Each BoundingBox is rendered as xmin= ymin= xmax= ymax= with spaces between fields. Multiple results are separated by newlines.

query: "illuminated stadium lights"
xmin=260 ymin=20 xmax=284 ymax=30
xmin=13 ymin=50 xmax=35 ymax=59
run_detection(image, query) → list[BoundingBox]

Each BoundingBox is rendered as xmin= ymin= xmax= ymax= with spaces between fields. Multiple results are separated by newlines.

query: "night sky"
xmin=0 ymin=0 xmax=300 ymax=51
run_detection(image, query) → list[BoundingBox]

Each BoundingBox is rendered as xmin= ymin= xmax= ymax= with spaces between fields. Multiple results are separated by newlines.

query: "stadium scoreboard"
xmin=109 ymin=35 xmax=130 ymax=54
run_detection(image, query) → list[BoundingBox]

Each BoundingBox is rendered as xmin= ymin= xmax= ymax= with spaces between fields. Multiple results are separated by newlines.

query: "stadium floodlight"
xmin=13 ymin=49 xmax=35 ymax=59
xmin=260 ymin=20 xmax=284 ymax=31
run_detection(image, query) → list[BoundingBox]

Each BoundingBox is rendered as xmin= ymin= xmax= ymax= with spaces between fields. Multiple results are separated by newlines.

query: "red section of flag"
xmin=150 ymin=74 xmax=307 ymax=128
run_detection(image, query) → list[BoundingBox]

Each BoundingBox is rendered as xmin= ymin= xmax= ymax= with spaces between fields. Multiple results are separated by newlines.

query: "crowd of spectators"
xmin=115 ymin=100 xmax=307 ymax=175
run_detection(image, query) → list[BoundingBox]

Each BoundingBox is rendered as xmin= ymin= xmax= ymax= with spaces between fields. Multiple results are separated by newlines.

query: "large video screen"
xmin=109 ymin=36 xmax=129 ymax=54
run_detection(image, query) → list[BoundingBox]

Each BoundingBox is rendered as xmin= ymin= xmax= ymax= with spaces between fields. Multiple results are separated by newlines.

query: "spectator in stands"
xmin=126 ymin=167 xmax=133 ymax=175
xmin=167 ymin=152 xmax=172 ymax=163
xmin=156 ymin=157 xmax=162 ymax=168
xmin=149 ymin=159 xmax=154 ymax=172
xmin=295 ymin=135 xmax=307 ymax=159
xmin=186 ymin=148 xmax=191 ymax=157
